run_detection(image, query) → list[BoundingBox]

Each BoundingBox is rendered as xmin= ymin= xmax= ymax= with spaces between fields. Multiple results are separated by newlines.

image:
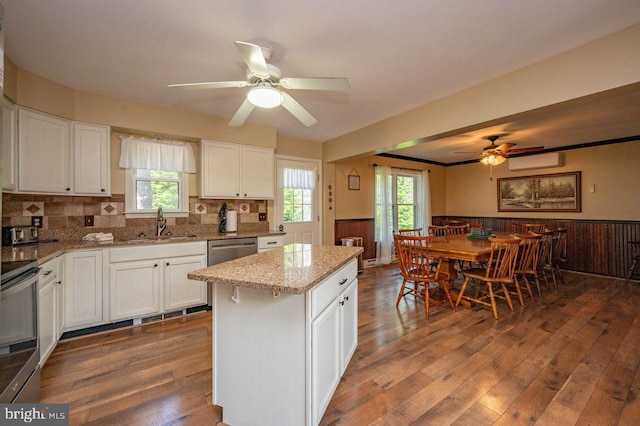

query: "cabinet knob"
xmin=340 ymin=300 xmax=345 ymax=306
xmin=66 ymin=188 xmax=71 ymax=191
xmin=55 ymin=280 xmax=62 ymax=285
xmin=154 ymin=264 xmax=158 ymax=267
xmin=236 ymin=193 xmax=240 ymax=196
xmin=101 ymin=188 xmax=105 ymax=192
xmin=166 ymin=262 xmax=170 ymax=266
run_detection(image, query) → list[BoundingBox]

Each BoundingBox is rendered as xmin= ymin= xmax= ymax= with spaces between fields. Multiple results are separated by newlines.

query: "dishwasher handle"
xmin=209 ymin=242 xmax=257 ymax=251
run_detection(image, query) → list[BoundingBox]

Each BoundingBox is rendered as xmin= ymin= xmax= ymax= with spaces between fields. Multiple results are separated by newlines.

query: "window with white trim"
xmin=124 ymin=168 xmax=189 ymax=218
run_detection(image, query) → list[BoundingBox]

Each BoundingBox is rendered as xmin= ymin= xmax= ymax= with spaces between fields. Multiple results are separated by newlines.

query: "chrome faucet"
xmin=156 ymin=207 xmax=167 ymax=236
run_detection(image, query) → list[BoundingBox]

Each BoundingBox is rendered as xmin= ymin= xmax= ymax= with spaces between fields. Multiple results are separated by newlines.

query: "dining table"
xmin=427 ymin=232 xmax=515 ymax=307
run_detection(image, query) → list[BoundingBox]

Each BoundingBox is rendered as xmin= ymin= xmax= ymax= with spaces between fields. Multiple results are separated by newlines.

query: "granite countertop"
xmin=1 ymin=230 xmax=285 ymax=264
xmin=187 ymin=243 xmax=364 ymax=294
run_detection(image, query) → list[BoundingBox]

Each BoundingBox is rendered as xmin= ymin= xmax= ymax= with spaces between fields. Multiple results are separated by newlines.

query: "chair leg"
xmin=456 ymin=277 xmax=471 ymax=307
xmin=502 ymin=282 xmax=514 ymax=311
xmin=513 ymin=277 xmax=525 ymax=306
xmin=440 ymin=280 xmax=455 ymax=311
xmin=487 ymin=283 xmax=498 ymax=319
xmin=396 ymin=278 xmax=408 ymax=307
xmin=522 ymin=275 xmax=534 ymax=300
xmin=625 ymin=258 xmax=638 ymax=286
xmin=424 ymin=284 xmax=430 ymax=319
xmin=533 ymin=273 xmax=542 ymax=297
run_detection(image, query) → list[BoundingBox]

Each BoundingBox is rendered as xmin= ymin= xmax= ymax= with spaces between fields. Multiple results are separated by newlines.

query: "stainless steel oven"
xmin=0 ymin=259 xmax=42 ymax=403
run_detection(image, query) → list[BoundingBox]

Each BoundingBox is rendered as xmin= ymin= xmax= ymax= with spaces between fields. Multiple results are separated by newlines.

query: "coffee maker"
xmin=218 ymin=203 xmax=228 ymax=233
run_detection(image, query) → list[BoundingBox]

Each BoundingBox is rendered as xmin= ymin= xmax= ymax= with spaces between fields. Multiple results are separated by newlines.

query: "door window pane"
xmin=284 ymin=188 xmax=313 ymax=223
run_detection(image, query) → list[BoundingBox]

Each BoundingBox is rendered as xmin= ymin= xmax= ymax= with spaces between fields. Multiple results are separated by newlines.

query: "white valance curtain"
xmin=375 ymin=165 xmax=393 ymax=265
xmin=278 ymin=161 xmax=317 ymax=190
xmin=118 ymin=136 xmax=196 ymax=173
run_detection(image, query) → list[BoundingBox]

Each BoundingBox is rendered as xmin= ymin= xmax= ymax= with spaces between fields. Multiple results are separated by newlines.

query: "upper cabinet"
xmin=16 ymin=107 xmax=111 ymax=196
xmin=2 ymin=98 xmax=18 ymax=191
xmin=18 ymin=107 xmax=71 ymax=194
xmin=73 ymin=122 xmax=111 ymax=195
xmin=200 ymin=139 xmax=274 ymax=199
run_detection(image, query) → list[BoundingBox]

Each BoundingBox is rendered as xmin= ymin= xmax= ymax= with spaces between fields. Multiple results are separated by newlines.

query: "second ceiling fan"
xmin=168 ymin=41 xmax=350 ymax=127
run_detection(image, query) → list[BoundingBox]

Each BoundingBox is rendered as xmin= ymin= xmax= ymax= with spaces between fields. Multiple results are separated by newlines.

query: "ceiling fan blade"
xmin=228 ymin=99 xmax=255 ymax=127
xmin=281 ymin=92 xmax=318 ymax=127
xmin=495 ymin=143 xmax=516 ymax=152
xmin=234 ymin=41 xmax=270 ymax=79
xmin=506 ymin=146 xmax=545 ymax=154
xmin=168 ymin=81 xmax=249 ymax=90
xmin=279 ymin=77 xmax=350 ymax=91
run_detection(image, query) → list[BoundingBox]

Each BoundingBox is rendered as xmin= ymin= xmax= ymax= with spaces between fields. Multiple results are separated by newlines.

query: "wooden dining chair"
xmin=398 ymin=228 xmax=423 ymax=236
xmin=393 ymin=234 xmax=455 ymax=319
xmin=532 ymin=230 xmax=557 ymax=289
xmin=551 ymin=228 xmax=568 ymax=284
xmin=522 ymin=223 xmax=547 ymax=233
xmin=447 ymin=225 xmax=468 ymax=236
xmin=455 ymin=238 xmax=520 ymax=319
xmin=428 ymin=225 xmax=449 ymax=239
xmin=513 ymin=233 xmax=542 ymax=298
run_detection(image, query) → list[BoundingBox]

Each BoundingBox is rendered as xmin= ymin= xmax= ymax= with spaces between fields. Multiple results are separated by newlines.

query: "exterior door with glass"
xmin=275 ymin=157 xmax=321 ymax=245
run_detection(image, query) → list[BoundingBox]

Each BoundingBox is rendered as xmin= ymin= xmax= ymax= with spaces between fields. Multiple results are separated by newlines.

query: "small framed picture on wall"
xmin=348 ymin=169 xmax=360 ymax=190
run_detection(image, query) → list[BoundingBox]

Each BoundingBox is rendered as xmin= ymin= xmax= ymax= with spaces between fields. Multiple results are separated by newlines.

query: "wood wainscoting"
xmin=335 ymin=218 xmax=376 ymax=260
xmin=435 ymin=216 xmax=640 ymax=279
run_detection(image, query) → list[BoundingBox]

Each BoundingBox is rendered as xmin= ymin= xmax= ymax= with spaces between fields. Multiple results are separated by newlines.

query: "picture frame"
xmin=348 ymin=174 xmax=360 ymax=190
xmin=497 ymin=171 xmax=581 ymax=212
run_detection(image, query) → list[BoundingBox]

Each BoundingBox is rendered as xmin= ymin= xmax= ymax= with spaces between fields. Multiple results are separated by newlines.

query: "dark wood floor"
xmin=42 ymin=266 xmax=640 ymax=425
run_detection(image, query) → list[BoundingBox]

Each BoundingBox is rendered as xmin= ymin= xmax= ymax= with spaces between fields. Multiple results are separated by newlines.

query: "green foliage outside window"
xmin=283 ymin=188 xmax=312 ymax=222
xmin=135 ymin=169 xmax=180 ymax=210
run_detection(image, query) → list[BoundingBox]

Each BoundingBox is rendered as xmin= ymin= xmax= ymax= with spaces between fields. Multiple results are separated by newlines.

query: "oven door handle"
xmin=1 ymin=268 xmax=42 ymax=299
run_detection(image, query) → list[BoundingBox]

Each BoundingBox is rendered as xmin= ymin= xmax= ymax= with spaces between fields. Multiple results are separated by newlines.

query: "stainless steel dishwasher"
xmin=207 ymin=237 xmax=258 ymax=307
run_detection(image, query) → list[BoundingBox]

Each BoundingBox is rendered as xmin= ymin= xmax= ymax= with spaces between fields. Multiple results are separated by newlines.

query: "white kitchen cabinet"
xmin=163 ymin=255 xmax=207 ymax=311
xmin=2 ymin=97 xmax=18 ymax=191
xmin=257 ymin=235 xmax=284 ymax=253
xmin=109 ymin=242 xmax=207 ymax=321
xmin=200 ymin=139 xmax=274 ymax=199
xmin=18 ymin=107 xmax=71 ymax=194
xmin=15 ymin=107 xmax=111 ymax=195
xmin=109 ymin=259 xmax=161 ymax=321
xmin=38 ymin=256 xmax=63 ymax=366
xmin=211 ymin=257 xmax=358 ymax=426
xmin=73 ymin=121 xmax=111 ymax=195
xmin=65 ymin=250 xmax=104 ymax=329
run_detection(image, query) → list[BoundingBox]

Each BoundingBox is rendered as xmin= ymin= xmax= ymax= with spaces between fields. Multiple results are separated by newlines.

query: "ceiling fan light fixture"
xmin=247 ymin=84 xmax=282 ymax=108
xmin=480 ymin=154 xmax=506 ymax=166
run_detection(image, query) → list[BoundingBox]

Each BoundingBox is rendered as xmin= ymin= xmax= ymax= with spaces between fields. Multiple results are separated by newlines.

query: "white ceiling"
xmin=4 ymin=0 xmax=640 ymax=163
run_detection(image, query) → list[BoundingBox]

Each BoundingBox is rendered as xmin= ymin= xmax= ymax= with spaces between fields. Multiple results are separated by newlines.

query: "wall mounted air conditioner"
xmin=508 ymin=152 xmax=563 ymax=171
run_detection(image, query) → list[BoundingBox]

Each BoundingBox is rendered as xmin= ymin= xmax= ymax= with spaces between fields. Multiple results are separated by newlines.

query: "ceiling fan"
xmin=168 ymin=41 xmax=350 ymax=127
xmin=479 ymin=135 xmax=544 ymax=166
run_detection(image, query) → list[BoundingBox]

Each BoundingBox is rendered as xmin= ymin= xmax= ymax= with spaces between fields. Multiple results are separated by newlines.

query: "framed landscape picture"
xmin=497 ymin=171 xmax=581 ymax=212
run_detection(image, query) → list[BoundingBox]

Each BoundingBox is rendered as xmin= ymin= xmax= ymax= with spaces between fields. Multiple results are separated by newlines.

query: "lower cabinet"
xmin=109 ymin=242 xmax=207 ymax=321
xmin=109 ymin=254 xmax=207 ymax=320
xmin=65 ymin=250 xmax=103 ymax=330
xmin=212 ymin=257 xmax=358 ymax=426
xmin=38 ymin=256 xmax=63 ymax=366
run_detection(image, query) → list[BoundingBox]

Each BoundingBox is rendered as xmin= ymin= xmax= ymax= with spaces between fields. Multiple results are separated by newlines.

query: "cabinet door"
xmin=2 ymin=98 xmax=18 ymax=191
xmin=109 ymin=259 xmax=161 ymax=321
xmin=339 ymin=279 xmax=358 ymax=374
xmin=200 ymin=140 xmax=241 ymax=198
xmin=39 ymin=280 xmax=57 ymax=365
xmin=65 ymin=250 xmax=103 ymax=328
xmin=242 ymin=146 xmax=274 ymax=199
xmin=163 ymin=255 xmax=207 ymax=311
xmin=73 ymin=122 xmax=111 ymax=195
xmin=311 ymin=298 xmax=341 ymax=426
xmin=18 ymin=108 xmax=71 ymax=193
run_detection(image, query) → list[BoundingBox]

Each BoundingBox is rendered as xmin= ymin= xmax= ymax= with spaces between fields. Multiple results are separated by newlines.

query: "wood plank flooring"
xmin=41 ymin=266 xmax=640 ymax=425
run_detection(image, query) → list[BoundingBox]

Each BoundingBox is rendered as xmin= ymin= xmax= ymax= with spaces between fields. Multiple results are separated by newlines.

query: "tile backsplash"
xmin=2 ymin=193 xmax=269 ymax=240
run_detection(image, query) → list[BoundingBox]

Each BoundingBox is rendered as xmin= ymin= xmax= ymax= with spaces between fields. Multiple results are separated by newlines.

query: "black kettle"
xmin=218 ymin=203 xmax=228 ymax=233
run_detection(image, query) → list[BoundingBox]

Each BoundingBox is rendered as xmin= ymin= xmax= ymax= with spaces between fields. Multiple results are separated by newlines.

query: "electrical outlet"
xmin=31 ymin=216 xmax=43 ymax=228
xmin=258 ymin=213 xmax=267 ymax=221
xmin=84 ymin=215 xmax=95 ymax=227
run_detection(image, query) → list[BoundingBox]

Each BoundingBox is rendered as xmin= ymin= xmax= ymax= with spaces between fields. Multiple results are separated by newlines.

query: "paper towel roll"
xmin=226 ymin=210 xmax=238 ymax=232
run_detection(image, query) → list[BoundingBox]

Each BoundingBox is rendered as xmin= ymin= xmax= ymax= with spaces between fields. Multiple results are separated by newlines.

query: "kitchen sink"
xmin=126 ymin=234 xmax=197 ymax=242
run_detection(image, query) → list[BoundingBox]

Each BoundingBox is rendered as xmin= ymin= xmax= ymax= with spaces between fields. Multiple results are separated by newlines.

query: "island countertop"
xmin=187 ymin=243 xmax=363 ymax=294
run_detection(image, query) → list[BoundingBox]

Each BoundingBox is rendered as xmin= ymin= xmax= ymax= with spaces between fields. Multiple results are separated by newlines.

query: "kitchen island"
xmin=188 ymin=243 xmax=363 ymax=426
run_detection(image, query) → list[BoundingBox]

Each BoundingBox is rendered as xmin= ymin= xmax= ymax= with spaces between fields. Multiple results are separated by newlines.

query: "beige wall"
xmin=446 ymin=140 xmax=640 ymax=221
xmin=275 ymin=135 xmax=323 ymax=159
xmin=332 ymin=156 xmax=446 ymax=220
xmin=322 ymin=24 xmax=640 ymax=163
